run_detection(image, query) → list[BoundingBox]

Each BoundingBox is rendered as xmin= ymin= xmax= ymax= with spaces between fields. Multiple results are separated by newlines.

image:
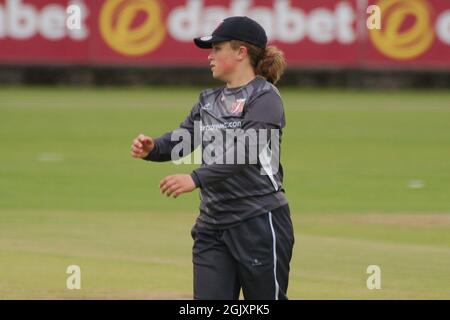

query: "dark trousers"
xmin=191 ymin=205 xmax=295 ymax=300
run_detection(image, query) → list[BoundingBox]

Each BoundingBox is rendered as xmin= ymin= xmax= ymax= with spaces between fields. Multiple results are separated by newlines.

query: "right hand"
xmin=131 ymin=134 xmax=155 ymax=158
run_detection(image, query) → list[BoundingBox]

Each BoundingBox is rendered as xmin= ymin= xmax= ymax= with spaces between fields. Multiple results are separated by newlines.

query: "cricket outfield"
xmin=0 ymin=87 xmax=449 ymax=299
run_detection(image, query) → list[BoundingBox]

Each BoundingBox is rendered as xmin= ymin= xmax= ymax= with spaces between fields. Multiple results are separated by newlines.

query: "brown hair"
xmin=230 ymin=40 xmax=287 ymax=85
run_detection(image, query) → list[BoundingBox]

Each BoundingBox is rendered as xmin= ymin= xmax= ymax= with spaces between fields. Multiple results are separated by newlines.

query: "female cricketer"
xmin=131 ymin=16 xmax=294 ymax=300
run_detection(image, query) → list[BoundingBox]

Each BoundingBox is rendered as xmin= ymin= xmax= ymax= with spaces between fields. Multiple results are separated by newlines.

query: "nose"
xmin=208 ymin=50 xmax=214 ymax=62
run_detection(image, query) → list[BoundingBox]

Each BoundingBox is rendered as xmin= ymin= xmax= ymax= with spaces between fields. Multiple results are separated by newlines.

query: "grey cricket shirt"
xmin=144 ymin=76 xmax=288 ymax=229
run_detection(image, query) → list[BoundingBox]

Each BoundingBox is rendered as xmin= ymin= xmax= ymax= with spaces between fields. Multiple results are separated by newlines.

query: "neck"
xmin=226 ymin=68 xmax=256 ymax=88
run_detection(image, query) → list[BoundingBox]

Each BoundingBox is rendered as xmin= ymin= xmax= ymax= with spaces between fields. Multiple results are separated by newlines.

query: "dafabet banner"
xmin=0 ymin=0 xmax=449 ymax=68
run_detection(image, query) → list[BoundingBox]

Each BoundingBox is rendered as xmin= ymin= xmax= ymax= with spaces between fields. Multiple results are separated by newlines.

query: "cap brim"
xmin=194 ymin=35 xmax=231 ymax=49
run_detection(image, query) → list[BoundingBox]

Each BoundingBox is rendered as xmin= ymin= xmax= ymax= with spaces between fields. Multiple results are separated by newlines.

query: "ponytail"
xmin=230 ymin=40 xmax=287 ymax=85
xmin=255 ymin=46 xmax=287 ymax=85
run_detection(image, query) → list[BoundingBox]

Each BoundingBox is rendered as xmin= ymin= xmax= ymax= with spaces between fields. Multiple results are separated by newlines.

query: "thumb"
xmin=138 ymin=134 xmax=151 ymax=145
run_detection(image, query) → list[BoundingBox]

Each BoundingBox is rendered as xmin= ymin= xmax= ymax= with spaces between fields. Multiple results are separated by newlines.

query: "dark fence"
xmin=1 ymin=65 xmax=449 ymax=89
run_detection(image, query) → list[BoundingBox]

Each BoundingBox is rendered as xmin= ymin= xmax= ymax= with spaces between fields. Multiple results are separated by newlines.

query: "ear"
xmin=236 ymin=46 xmax=248 ymax=61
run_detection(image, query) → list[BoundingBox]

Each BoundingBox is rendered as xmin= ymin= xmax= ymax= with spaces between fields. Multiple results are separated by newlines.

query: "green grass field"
xmin=0 ymin=86 xmax=449 ymax=299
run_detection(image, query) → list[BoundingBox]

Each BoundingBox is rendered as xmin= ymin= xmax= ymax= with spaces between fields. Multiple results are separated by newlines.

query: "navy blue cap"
xmin=194 ymin=16 xmax=267 ymax=49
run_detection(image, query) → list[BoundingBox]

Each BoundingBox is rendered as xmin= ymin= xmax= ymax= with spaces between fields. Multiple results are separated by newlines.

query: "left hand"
xmin=160 ymin=174 xmax=196 ymax=198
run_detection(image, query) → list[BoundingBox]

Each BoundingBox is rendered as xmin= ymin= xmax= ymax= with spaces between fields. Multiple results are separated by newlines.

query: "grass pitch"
xmin=0 ymin=87 xmax=449 ymax=299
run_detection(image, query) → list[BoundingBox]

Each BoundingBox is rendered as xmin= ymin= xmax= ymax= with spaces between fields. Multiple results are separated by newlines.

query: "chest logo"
xmin=230 ymin=99 xmax=246 ymax=114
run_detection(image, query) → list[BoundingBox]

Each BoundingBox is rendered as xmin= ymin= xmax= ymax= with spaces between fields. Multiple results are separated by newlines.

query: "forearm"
xmin=191 ymin=163 xmax=248 ymax=188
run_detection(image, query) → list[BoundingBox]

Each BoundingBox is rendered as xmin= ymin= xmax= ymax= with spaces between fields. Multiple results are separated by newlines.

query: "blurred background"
xmin=0 ymin=0 xmax=449 ymax=299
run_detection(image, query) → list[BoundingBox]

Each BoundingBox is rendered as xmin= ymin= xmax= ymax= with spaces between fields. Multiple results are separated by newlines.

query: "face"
xmin=208 ymin=41 xmax=241 ymax=82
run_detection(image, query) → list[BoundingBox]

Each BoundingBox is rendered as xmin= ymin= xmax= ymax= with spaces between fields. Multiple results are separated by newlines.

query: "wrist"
xmin=143 ymin=142 xmax=157 ymax=160
xmin=190 ymin=172 xmax=201 ymax=189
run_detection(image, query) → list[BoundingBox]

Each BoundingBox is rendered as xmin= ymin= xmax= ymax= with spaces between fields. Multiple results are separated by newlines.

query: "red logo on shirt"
xmin=230 ymin=99 xmax=246 ymax=114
